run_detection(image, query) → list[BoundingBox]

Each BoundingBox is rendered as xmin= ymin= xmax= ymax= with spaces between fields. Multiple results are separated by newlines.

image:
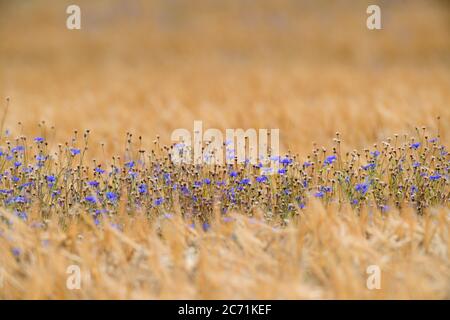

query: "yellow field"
xmin=0 ymin=0 xmax=448 ymax=299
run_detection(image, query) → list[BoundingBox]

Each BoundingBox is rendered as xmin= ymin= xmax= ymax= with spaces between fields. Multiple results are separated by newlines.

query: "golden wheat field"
xmin=0 ymin=0 xmax=449 ymax=300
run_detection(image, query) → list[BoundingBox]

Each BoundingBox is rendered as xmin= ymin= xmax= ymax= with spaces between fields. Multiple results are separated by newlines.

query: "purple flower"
xmin=95 ymin=167 xmax=105 ymax=174
xmin=355 ymin=183 xmax=369 ymax=195
xmin=256 ymin=175 xmax=268 ymax=183
xmin=362 ymin=163 xmax=376 ymax=171
xmin=154 ymin=197 xmax=164 ymax=206
xmin=193 ymin=181 xmax=203 ymax=188
xmin=429 ymin=174 xmax=441 ymax=181
xmin=46 ymin=175 xmax=56 ymax=184
xmin=70 ymin=148 xmax=81 ymax=156
xmin=314 ymin=191 xmax=325 ymax=198
xmin=11 ymin=146 xmax=25 ymax=153
xmin=371 ymin=150 xmax=381 ymax=158
xmin=125 ymin=161 xmax=135 ymax=168
xmin=106 ymin=192 xmax=118 ymax=202
xmin=280 ymin=157 xmax=292 ymax=166
xmin=85 ymin=195 xmax=96 ymax=204
xmin=324 ymin=155 xmax=337 ymax=165
xmin=239 ymin=178 xmax=251 ymax=185
xmin=12 ymin=247 xmax=21 ymax=257
xmin=138 ymin=184 xmax=147 ymax=194
xmin=202 ymin=222 xmax=210 ymax=232
xmin=34 ymin=137 xmax=45 ymax=143
xmin=88 ymin=180 xmax=99 ymax=187
xmin=410 ymin=142 xmax=421 ymax=150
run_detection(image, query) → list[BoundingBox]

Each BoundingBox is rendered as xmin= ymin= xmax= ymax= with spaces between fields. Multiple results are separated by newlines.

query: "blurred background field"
xmin=0 ymin=0 xmax=449 ymax=157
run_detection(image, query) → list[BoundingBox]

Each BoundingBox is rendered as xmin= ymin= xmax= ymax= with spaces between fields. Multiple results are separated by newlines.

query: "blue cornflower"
xmin=95 ymin=167 xmax=105 ymax=174
xmin=12 ymin=247 xmax=21 ymax=257
xmin=280 ymin=157 xmax=292 ymax=166
xmin=270 ymin=155 xmax=280 ymax=161
xmin=34 ymin=137 xmax=45 ymax=143
xmin=52 ymin=190 xmax=61 ymax=197
xmin=203 ymin=178 xmax=211 ymax=185
xmin=314 ymin=191 xmax=325 ymax=198
xmin=412 ymin=162 xmax=421 ymax=168
xmin=36 ymin=154 xmax=46 ymax=162
xmin=70 ymin=148 xmax=81 ymax=156
xmin=256 ymin=175 xmax=268 ymax=183
xmin=371 ymin=150 xmax=381 ymax=158
xmin=88 ymin=180 xmax=99 ymax=187
xmin=94 ymin=209 xmax=107 ymax=216
xmin=202 ymin=222 xmax=210 ymax=232
xmin=229 ymin=171 xmax=238 ymax=178
xmin=125 ymin=161 xmax=135 ymax=168
xmin=239 ymin=178 xmax=251 ymax=185
xmin=14 ymin=161 xmax=22 ymax=168
xmin=410 ymin=142 xmax=421 ymax=150
xmin=106 ymin=192 xmax=118 ymax=202
xmin=11 ymin=146 xmax=25 ymax=153
xmin=46 ymin=175 xmax=56 ymax=184
xmin=138 ymin=184 xmax=147 ymax=194
xmin=410 ymin=185 xmax=418 ymax=195
xmin=7 ymin=196 xmax=28 ymax=204
xmin=278 ymin=168 xmax=287 ymax=175
xmin=303 ymin=161 xmax=312 ymax=167
xmin=355 ymin=183 xmax=369 ymax=195
xmin=193 ymin=181 xmax=203 ymax=188
xmin=321 ymin=186 xmax=332 ymax=193
xmin=362 ymin=163 xmax=376 ymax=171
xmin=22 ymin=166 xmax=33 ymax=173
xmin=181 ymin=186 xmax=190 ymax=196
xmin=163 ymin=173 xmax=171 ymax=184
xmin=11 ymin=176 xmax=19 ymax=183
xmin=429 ymin=174 xmax=441 ymax=181
xmin=85 ymin=196 xmax=97 ymax=204
xmin=324 ymin=155 xmax=337 ymax=165
xmin=154 ymin=197 xmax=164 ymax=206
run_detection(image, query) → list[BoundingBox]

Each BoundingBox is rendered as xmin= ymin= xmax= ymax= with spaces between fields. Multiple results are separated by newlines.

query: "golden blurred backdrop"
xmin=0 ymin=0 xmax=449 ymax=158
